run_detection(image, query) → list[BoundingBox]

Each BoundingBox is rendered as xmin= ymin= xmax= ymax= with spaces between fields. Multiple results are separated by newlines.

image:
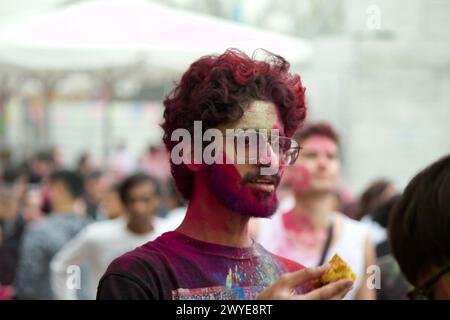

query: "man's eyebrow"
xmin=231 ymin=127 xmax=288 ymax=138
xmin=236 ymin=127 xmax=284 ymax=133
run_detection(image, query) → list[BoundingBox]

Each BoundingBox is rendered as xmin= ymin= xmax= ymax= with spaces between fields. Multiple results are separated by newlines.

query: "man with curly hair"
xmin=97 ymin=49 xmax=354 ymax=300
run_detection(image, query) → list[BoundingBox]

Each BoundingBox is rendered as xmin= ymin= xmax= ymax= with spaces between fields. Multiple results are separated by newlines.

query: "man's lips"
xmin=246 ymin=182 xmax=275 ymax=193
xmin=243 ymin=175 xmax=279 ymax=193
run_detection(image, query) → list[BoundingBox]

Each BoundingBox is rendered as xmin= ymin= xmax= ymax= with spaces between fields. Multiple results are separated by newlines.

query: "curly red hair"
xmin=162 ymin=49 xmax=307 ymax=199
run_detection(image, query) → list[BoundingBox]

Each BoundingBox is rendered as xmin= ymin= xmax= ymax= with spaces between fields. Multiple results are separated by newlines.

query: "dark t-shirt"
xmin=97 ymin=231 xmax=304 ymax=300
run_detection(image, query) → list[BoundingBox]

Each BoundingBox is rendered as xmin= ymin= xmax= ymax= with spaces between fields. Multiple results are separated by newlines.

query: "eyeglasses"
xmin=407 ymin=263 xmax=450 ymax=300
xmin=225 ymin=129 xmax=301 ymax=166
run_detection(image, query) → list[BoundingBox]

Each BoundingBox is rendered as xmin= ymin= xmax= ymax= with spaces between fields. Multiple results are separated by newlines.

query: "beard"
xmin=203 ymin=163 xmax=280 ymax=218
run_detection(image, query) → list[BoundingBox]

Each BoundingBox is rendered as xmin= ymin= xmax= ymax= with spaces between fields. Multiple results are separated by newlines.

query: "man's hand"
xmin=256 ymin=264 xmax=354 ymax=300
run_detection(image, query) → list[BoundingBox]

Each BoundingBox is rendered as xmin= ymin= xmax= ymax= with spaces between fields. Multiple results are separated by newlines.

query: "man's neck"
xmin=127 ymin=218 xmax=154 ymax=235
xmin=292 ymin=192 xmax=335 ymax=229
xmin=53 ymin=200 xmax=74 ymax=214
xmin=176 ymin=176 xmax=252 ymax=248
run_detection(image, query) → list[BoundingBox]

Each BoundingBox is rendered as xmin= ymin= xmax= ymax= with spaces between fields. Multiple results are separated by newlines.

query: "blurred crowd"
xmin=0 ymin=145 xmax=186 ymax=299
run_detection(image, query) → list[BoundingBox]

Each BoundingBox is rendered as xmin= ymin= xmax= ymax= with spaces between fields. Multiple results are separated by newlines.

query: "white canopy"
xmin=0 ymin=0 xmax=312 ymax=71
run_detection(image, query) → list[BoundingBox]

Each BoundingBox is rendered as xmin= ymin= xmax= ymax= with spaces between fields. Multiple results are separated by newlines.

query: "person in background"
xmin=99 ymin=184 xmax=125 ymax=220
xmin=389 ymin=154 xmax=450 ymax=300
xmin=157 ymin=179 xmax=186 ymax=231
xmin=22 ymin=186 xmax=44 ymax=225
xmin=0 ymin=183 xmax=20 ymax=231
xmin=83 ymin=170 xmax=110 ymax=221
xmin=353 ymin=179 xmax=397 ymax=221
xmin=370 ymin=195 xmax=401 ymax=258
xmin=352 ymin=179 xmax=398 ymax=246
xmin=257 ymin=122 xmax=376 ymax=300
xmin=76 ymin=152 xmax=95 ymax=178
xmin=51 ymin=173 xmax=162 ymax=300
xmin=373 ymin=195 xmax=412 ymax=300
xmin=0 ymin=182 xmax=22 ymax=299
xmin=24 ymin=151 xmax=56 ymax=214
xmin=0 ymin=166 xmax=34 ymax=296
xmin=26 ymin=151 xmax=55 ymax=184
xmin=14 ymin=170 xmax=88 ymax=299
xmin=2 ymin=183 xmax=48 ymax=293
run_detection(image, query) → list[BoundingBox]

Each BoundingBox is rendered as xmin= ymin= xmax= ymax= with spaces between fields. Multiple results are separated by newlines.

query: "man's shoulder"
xmin=335 ymin=212 xmax=370 ymax=235
xmin=98 ymin=234 xmax=174 ymax=300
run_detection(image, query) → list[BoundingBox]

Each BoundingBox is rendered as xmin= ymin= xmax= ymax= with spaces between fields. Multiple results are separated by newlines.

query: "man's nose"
xmin=257 ymin=143 xmax=280 ymax=169
xmin=316 ymin=155 xmax=329 ymax=169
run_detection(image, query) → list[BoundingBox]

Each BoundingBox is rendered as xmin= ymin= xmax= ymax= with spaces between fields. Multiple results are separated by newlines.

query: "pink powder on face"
xmin=302 ymin=136 xmax=339 ymax=165
xmin=289 ymin=163 xmax=311 ymax=193
xmin=295 ymin=136 xmax=340 ymax=192
xmin=310 ymin=136 xmax=335 ymax=149
xmin=203 ymin=157 xmax=279 ymax=218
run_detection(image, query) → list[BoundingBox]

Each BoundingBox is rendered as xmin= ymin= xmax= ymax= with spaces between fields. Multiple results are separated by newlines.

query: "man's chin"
xmin=248 ymin=210 xmax=277 ymax=218
xmin=311 ymin=185 xmax=337 ymax=195
xmin=295 ymin=184 xmax=336 ymax=196
xmin=204 ymin=164 xmax=279 ymax=218
xmin=237 ymin=189 xmax=279 ymax=218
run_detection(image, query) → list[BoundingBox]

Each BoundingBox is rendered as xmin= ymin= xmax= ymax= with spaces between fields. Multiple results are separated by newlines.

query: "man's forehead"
xmin=237 ymin=100 xmax=284 ymax=131
xmin=302 ymin=136 xmax=339 ymax=150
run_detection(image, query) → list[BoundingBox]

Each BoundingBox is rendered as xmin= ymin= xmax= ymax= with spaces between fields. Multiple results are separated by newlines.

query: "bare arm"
xmin=354 ymin=234 xmax=377 ymax=300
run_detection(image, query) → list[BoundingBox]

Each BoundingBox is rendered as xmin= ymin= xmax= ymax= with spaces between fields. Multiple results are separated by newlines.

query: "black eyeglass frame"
xmin=224 ymin=130 xmax=302 ymax=166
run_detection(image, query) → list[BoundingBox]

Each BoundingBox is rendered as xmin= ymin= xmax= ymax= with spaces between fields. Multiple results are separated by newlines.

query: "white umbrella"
xmin=0 ymin=0 xmax=312 ymax=71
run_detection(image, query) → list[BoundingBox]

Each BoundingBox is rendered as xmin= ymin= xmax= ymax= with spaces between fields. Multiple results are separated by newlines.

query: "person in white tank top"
xmin=253 ymin=122 xmax=376 ymax=300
